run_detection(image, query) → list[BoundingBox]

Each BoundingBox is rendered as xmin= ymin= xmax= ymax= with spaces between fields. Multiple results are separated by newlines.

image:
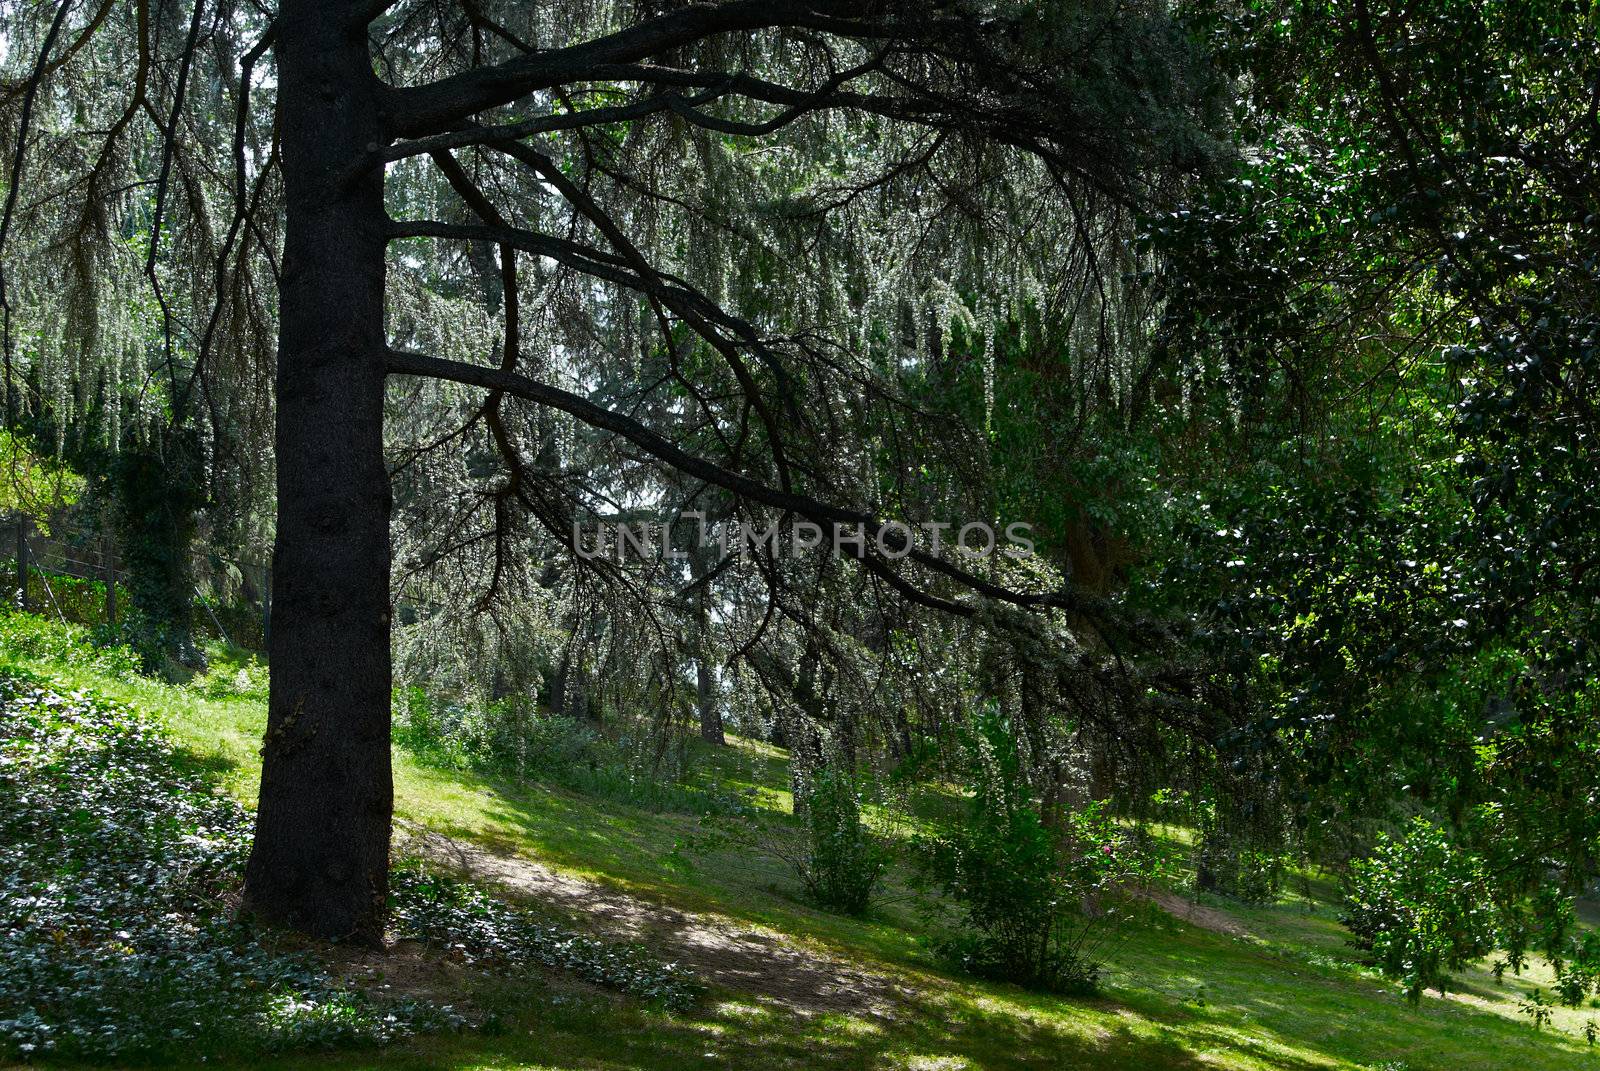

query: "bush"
xmin=393 ymin=686 xmax=752 ymax=816
xmin=94 ymin=603 xmax=207 ymax=678
xmin=395 ymin=685 xmax=602 ymax=779
xmin=1196 ymin=831 xmax=1285 ymax=905
xmin=0 ymin=605 xmax=140 ymax=679
xmin=916 ymin=711 xmax=1155 ymax=994
xmin=1193 ymin=781 xmax=1289 ymax=905
xmin=793 ymin=766 xmax=890 ymax=915
xmin=1341 ymin=818 xmax=1499 ymax=1001
xmin=1343 ymin=821 xmax=1600 ymax=1010
xmin=0 ymin=560 xmax=109 ymax=628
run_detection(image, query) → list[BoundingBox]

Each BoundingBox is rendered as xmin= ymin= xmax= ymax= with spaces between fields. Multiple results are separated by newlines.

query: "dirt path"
xmin=1145 ymin=888 xmax=1250 ymax=938
xmin=395 ymin=821 xmax=916 ymax=1019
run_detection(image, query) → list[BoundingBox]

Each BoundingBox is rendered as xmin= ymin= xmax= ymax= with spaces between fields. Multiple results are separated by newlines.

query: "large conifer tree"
xmin=0 ymin=0 xmax=1218 ymax=941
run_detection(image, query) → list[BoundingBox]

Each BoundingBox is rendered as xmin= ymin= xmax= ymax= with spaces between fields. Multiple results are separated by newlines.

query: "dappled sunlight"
xmin=7 ymin=638 xmax=1598 ymax=1070
xmin=2 ymin=0 xmax=1597 ymax=1066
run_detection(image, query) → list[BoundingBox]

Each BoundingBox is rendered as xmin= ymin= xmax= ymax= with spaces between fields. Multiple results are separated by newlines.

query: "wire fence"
xmin=3 ymin=510 xmax=271 ymax=651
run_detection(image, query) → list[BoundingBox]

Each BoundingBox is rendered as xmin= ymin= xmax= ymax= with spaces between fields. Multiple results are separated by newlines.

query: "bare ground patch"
xmin=394 ymin=821 xmax=917 ymax=1019
xmin=1146 ymin=889 xmax=1250 ymax=938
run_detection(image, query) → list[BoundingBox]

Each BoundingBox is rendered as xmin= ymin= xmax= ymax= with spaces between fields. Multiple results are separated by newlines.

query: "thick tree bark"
xmin=241 ymin=6 xmax=394 ymax=946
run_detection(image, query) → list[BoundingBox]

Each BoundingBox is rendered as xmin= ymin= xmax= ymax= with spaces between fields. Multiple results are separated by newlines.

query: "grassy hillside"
xmin=2 ymin=624 xmax=1596 ymax=1071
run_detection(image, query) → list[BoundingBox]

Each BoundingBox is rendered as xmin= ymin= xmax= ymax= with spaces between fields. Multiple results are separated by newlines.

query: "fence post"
xmin=14 ymin=517 xmax=28 ymax=612
xmin=104 ymin=537 xmax=117 ymax=625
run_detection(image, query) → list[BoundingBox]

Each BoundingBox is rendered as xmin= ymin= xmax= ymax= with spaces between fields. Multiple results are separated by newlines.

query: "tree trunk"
xmin=242 ymin=6 xmax=393 ymax=946
xmin=697 ymin=652 xmax=723 ymax=745
xmin=691 ymin=548 xmax=724 ymax=746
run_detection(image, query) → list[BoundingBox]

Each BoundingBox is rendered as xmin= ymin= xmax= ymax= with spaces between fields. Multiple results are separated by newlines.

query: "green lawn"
xmin=7 ymin=645 xmax=1597 ymax=1071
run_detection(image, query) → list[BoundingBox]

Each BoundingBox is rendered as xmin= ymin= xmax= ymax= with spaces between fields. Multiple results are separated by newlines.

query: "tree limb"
xmin=385 ymin=346 xmax=1086 ymax=618
xmin=383 ymin=0 xmax=909 ymax=138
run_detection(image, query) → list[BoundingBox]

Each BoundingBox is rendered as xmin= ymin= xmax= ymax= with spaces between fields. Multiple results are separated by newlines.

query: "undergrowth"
xmin=0 ymin=605 xmax=140 ymax=680
xmin=0 ymin=664 xmax=698 ymax=1064
xmin=0 ymin=670 xmax=450 ymax=1063
xmin=392 ymin=684 xmax=757 ymax=817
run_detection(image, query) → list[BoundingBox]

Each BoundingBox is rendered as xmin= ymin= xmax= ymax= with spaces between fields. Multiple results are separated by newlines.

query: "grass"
xmin=3 ymin=632 xmax=1598 ymax=1070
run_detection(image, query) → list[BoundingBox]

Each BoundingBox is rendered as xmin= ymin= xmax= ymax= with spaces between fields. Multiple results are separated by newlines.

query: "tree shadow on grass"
xmin=169 ymin=739 xmax=246 ymax=780
xmin=386 ymin=827 xmax=1412 ymax=1071
xmin=217 ymin=977 xmax=1226 ymax=1071
xmin=384 ymin=768 xmax=1600 ymax=1070
xmin=1118 ymin=919 xmax=1599 ymax=1071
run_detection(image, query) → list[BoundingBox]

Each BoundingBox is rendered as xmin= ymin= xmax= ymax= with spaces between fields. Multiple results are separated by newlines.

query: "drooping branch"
xmin=429 ymin=147 xmax=534 ymax=608
xmin=386 ymin=216 xmax=808 ymax=473
xmin=383 ymin=51 xmax=893 ymax=162
xmin=386 ymin=346 xmax=1094 ymax=619
xmin=380 ymin=0 xmax=910 ymax=138
xmin=0 ymin=0 xmax=76 ymax=428
xmin=0 ymin=0 xmax=117 ymax=105
xmin=145 ymin=0 xmax=209 ymax=391
xmin=182 ymin=19 xmax=279 ymax=418
xmin=485 ymin=139 xmax=802 ymax=489
xmin=382 ymin=84 xmax=725 ymax=163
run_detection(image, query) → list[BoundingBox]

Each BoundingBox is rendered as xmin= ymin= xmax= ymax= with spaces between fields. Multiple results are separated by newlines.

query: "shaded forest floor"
xmin=4 ymin=634 xmax=1598 ymax=1071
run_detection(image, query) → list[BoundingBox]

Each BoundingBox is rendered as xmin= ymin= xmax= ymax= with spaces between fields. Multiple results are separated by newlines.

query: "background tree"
xmin=1148 ymin=0 xmax=1600 ymax=987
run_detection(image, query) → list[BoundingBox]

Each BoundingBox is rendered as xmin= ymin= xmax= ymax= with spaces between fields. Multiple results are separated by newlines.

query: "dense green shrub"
xmin=793 ymin=766 xmax=890 ymax=915
xmin=917 ymin=711 xmax=1155 ymax=993
xmin=92 ymin=604 xmax=206 ymax=678
xmin=1341 ymin=819 xmax=1499 ymax=1001
xmin=1343 ymin=813 xmax=1600 ymax=1016
xmin=0 ymin=561 xmax=110 ymax=627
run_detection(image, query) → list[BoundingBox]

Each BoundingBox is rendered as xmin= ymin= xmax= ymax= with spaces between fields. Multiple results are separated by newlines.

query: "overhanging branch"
xmin=385 ymin=346 xmax=1087 ymax=619
xmin=383 ymin=0 xmax=905 ymax=138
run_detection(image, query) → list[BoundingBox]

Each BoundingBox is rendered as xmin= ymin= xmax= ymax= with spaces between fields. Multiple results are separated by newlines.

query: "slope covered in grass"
xmin=2 ymin=618 xmax=1596 ymax=1070
xmin=0 ymin=621 xmax=696 ymax=1066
